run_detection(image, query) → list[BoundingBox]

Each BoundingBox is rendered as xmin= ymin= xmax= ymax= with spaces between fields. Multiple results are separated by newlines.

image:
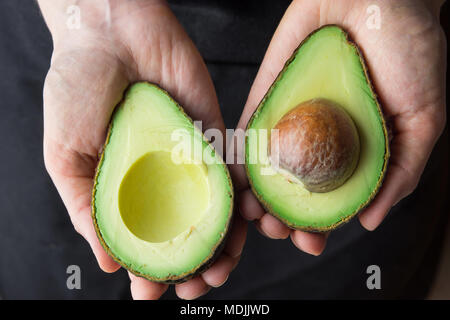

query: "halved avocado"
xmin=92 ymin=82 xmax=233 ymax=283
xmin=245 ymin=25 xmax=389 ymax=232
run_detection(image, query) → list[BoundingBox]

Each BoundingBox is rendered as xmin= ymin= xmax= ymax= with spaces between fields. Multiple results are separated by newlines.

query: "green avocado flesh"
xmin=245 ymin=25 xmax=389 ymax=231
xmin=93 ymin=82 xmax=233 ymax=283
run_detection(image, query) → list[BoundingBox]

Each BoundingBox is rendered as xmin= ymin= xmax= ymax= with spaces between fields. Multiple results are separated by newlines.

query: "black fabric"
xmin=0 ymin=0 xmax=448 ymax=299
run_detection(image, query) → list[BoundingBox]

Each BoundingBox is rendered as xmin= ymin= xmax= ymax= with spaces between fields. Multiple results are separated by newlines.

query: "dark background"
xmin=0 ymin=0 xmax=448 ymax=299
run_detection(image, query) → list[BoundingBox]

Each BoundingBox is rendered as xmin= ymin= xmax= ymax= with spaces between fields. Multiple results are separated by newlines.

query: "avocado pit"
xmin=269 ymin=99 xmax=360 ymax=193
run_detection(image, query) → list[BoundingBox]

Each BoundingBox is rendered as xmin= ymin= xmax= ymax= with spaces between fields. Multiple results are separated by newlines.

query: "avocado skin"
xmin=245 ymin=25 xmax=390 ymax=232
xmin=91 ymin=82 xmax=234 ymax=283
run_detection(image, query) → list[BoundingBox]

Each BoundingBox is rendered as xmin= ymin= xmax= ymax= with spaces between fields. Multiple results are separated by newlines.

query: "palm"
xmin=236 ymin=0 xmax=446 ymax=252
xmin=43 ymin=2 xmax=245 ymax=300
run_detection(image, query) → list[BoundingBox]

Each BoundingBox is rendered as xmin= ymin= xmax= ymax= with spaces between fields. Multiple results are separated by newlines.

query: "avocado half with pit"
xmin=92 ymin=82 xmax=233 ymax=283
xmin=245 ymin=25 xmax=389 ymax=232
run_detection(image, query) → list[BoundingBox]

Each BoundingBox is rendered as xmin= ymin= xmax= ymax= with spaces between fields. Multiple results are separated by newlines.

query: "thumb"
xmin=44 ymin=144 xmax=120 ymax=273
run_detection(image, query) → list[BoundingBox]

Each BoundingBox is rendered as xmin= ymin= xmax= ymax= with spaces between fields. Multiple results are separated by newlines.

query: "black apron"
xmin=0 ymin=0 xmax=448 ymax=299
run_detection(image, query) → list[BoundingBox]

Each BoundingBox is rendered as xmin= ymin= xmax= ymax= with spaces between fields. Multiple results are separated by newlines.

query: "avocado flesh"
xmin=246 ymin=25 xmax=389 ymax=231
xmin=93 ymin=82 xmax=233 ymax=283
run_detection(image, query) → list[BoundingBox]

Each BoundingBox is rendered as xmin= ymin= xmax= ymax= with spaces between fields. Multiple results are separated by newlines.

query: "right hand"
xmin=39 ymin=0 xmax=246 ymax=300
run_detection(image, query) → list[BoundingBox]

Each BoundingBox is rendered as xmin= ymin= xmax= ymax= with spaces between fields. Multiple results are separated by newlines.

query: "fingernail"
xmin=360 ymin=219 xmax=378 ymax=231
xmin=254 ymin=221 xmax=272 ymax=239
xmin=181 ymin=286 xmax=211 ymax=300
xmin=290 ymin=233 xmax=325 ymax=256
xmin=212 ymin=275 xmax=229 ymax=288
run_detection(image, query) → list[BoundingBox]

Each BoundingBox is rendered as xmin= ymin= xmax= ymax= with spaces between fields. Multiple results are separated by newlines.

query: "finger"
xmin=358 ymin=163 xmax=416 ymax=231
xmin=76 ymin=206 xmax=121 ymax=273
xmin=290 ymin=230 xmax=328 ymax=256
xmin=228 ymin=163 xmax=249 ymax=193
xmin=53 ymin=173 xmax=120 ymax=273
xmin=129 ymin=272 xmax=168 ymax=300
xmin=198 ymin=211 xmax=246 ymax=288
xmin=358 ymin=116 xmax=443 ymax=231
xmin=175 ymin=276 xmax=210 ymax=300
xmin=238 ymin=189 xmax=265 ymax=221
xmin=224 ymin=214 xmax=247 ymax=258
xmin=257 ymin=213 xmax=290 ymax=240
xmin=201 ymin=254 xmax=238 ymax=288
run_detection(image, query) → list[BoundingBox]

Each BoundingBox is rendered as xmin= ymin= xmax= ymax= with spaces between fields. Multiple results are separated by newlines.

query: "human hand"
xmin=234 ymin=0 xmax=446 ymax=254
xmin=39 ymin=0 xmax=246 ymax=299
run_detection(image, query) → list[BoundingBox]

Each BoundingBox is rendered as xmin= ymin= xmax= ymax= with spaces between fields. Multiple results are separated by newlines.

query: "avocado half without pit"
xmin=245 ymin=25 xmax=390 ymax=232
xmin=92 ymin=82 xmax=233 ymax=283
